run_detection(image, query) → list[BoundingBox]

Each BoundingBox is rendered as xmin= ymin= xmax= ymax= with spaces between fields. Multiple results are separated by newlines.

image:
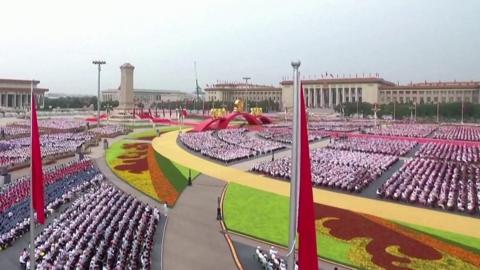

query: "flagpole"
xmin=287 ymin=61 xmax=301 ymax=270
xmin=29 ymin=80 xmax=36 ymax=270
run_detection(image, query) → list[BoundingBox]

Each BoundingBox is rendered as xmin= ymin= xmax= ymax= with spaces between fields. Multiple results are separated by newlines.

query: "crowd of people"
xmin=0 ymin=132 xmax=97 ymax=171
xmin=415 ymin=143 xmax=480 ymax=163
xmin=31 ymin=183 xmax=160 ymax=269
xmin=377 ymin=158 xmax=480 ymax=214
xmin=217 ymin=128 xmax=285 ymax=153
xmin=0 ymin=126 xmax=30 ymax=139
xmin=89 ymin=125 xmax=129 ymax=138
xmin=366 ymin=124 xmax=437 ymax=138
xmin=432 ymin=125 xmax=480 ymax=141
xmin=257 ymin=127 xmax=327 ymax=144
xmin=180 ymin=129 xmax=287 ymax=163
xmin=327 ymin=137 xmax=417 ymax=156
xmin=0 ymin=159 xmax=103 ymax=250
xmin=252 ymin=148 xmax=397 ymax=192
xmin=180 ymin=131 xmax=257 ymax=162
xmin=255 ymin=246 xmax=293 ymax=270
xmin=15 ymin=119 xmax=88 ymax=133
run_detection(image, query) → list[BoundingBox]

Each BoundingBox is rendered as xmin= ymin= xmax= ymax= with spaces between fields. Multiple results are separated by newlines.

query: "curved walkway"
xmin=152 ymin=130 xmax=480 ymax=238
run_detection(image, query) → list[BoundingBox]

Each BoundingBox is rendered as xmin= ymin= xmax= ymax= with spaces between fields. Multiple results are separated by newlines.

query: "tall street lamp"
xmin=92 ymin=60 xmax=106 ymax=127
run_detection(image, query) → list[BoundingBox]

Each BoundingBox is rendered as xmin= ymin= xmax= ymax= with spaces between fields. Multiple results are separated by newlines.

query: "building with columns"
xmin=205 ymin=82 xmax=282 ymax=105
xmin=280 ymin=77 xmax=480 ymax=110
xmin=0 ymin=79 xmax=48 ymax=110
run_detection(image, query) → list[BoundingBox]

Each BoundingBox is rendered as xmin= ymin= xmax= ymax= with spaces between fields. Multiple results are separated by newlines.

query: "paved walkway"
xmin=152 ymin=130 xmax=480 ymax=238
xmin=163 ymin=174 xmax=236 ymax=270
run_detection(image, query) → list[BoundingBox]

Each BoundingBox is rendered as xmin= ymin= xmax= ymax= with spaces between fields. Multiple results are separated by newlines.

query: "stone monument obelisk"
xmin=117 ymin=63 xmax=135 ymax=112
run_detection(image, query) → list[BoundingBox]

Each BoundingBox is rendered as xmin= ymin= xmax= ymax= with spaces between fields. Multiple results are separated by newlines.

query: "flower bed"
xmin=106 ymin=139 xmax=199 ymax=206
xmin=223 ymin=183 xmax=480 ymax=270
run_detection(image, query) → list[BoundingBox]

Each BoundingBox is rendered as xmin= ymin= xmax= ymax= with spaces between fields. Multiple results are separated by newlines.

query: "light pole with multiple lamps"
xmin=243 ymin=77 xmax=251 ymax=113
xmin=92 ymin=60 xmax=106 ymax=127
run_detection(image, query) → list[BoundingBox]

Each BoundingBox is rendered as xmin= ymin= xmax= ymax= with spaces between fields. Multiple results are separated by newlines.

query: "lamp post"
xmin=436 ymin=101 xmax=440 ymax=123
xmin=243 ymin=77 xmax=251 ymax=113
xmin=393 ymin=102 xmax=396 ymax=122
xmin=92 ymin=60 xmax=106 ymax=128
xmin=409 ymin=103 xmax=415 ymax=122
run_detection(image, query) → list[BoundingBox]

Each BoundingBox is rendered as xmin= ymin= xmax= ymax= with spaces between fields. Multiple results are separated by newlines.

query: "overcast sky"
xmin=1 ymin=0 xmax=479 ymax=95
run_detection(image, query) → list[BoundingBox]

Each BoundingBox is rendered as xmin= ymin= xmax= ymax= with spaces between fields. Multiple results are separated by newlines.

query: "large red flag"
xmin=31 ymin=96 xmax=45 ymax=224
xmin=297 ymin=82 xmax=318 ymax=269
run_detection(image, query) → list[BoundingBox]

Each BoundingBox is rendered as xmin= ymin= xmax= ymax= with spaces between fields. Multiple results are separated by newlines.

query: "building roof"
xmin=280 ymin=77 xmax=396 ymax=86
xmin=205 ymin=82 xmax=281 ymax=91
xmin=379 ymin=81 xmax=480 ymax=90
xmin=0 ymin=87 xmax=48 ymax=93
xmin=0 ymin=79 xmax=40 ymax=84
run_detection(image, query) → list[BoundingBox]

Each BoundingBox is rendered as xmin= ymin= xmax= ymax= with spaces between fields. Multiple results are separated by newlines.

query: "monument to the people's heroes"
xmin=115 ymin=63 xmax=135 ymax=115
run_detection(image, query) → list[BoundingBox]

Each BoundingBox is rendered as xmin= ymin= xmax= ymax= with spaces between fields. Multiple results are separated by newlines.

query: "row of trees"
xmin=43 ymin=96 xmax=98 ymax=110
xmin=334 ymin=102 xmax=480 ymax=122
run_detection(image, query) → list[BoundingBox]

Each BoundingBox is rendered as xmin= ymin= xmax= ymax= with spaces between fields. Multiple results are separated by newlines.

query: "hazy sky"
xmin=1 ymin=0 xmax=479 ymax=95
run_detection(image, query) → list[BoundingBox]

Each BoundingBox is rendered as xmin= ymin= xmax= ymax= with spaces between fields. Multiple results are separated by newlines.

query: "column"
xmin=309 ymin=88 xmax=315 ymax=108
xmin=313 ymin=88 xmax=318 ymax=108
xmin=0 ymin=94 xmax=3 ymax=107
xmin=320 ymin=89 xmax=324 ymax=107
xmin=12 ymin=94 xmax=16 ymax=109
xmin=355 ymin=88 xmax=359 ymax=103
xmin=328 ymin=88 xmax=333 ymax=108
xmin=336 ymin=88 xmax=341 ymax=106
xmin=343 ymin=88 xmax=347 ymax=103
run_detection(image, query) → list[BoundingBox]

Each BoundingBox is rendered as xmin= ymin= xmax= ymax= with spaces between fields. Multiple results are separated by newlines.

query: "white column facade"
xmin=313 ymin=88 xmax=318 ymax=108
xmin=336 ymin=88 xmax=341 ymax=106
xmin=328 ymin=88 xmax=333 ymax=108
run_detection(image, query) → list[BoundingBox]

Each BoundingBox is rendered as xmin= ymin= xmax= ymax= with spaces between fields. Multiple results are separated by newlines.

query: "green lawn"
xmin=223 ymin=183 xmax=351 ymax=265
xmin=396 ymin=221 xmax=480 ymax=253
xmin=154 ymin=151 xmax=200 ymax=193
xmin=105 ymin=140 xmax=126 ymax=164
xmin=127 ymin=126 xmax=178 ymax=139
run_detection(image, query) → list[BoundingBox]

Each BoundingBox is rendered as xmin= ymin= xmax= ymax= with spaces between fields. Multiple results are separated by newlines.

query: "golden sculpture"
xmin=250 ymin=107 xmax=263 ymax=116
xmin=210 ymin=108 xmax=227 ymax=118
xmin=234 ymin=99 xmax=244 ymax=112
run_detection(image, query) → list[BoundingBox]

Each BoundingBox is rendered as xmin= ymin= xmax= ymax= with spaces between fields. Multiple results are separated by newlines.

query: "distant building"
xmin=280 ymin=76 xmax=480 ymax=110
xmin=101 ymin=88 xmax=190 ymax=108
xmin=205 ymin=82 xmax=282 ymax=105
xmin=0 ymin=79 xmax=48 ymax=109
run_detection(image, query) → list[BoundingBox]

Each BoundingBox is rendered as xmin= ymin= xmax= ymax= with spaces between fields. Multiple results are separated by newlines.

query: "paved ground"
xmin=163 ymin=174 xmax=235 ymax=270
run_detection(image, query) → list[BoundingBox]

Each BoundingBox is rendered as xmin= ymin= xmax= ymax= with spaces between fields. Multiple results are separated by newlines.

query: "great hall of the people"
xmin=206 ymin=76 xmax=480 ymax=110
xmin=0 ymin=79 xmax=48 ymax=110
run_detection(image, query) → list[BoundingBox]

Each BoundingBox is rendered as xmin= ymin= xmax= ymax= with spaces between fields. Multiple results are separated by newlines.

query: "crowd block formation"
xmin=252 ymin=146 xmax=399 ymax=192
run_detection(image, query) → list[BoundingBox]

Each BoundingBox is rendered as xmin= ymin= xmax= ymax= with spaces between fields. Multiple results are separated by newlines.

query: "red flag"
xmin=297 ymin=82 xmax=318 ymax=269
xmin=31 ymin=96 xmax=45 ymax=224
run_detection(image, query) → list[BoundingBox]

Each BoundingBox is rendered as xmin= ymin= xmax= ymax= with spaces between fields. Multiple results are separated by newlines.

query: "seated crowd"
xmin=415 ymin=143 xmax=480 ymax=163
xmin=0 ymin=126 xmax=30 ymax=139
xmin=180 ymin=131 xmax=256 ymax=162
xmin=255 ymin=246 xmax=293 ymax=270
xmin=14 ymin=119 xmax=88 ymax=133
xmin=257 ymin=127 xmax=327 ymax=144
xmin=31 ymin=183 xmax=160 ymax=269
xmin=327 ymin=137 xmax=417 ymax=156
xmin=0 ymin=159 xmax=103 ymax=250
xmin=0 ymin=132 xmax=96 ymax=170
xmin=377 ymin=158 xmax=480 ymax=214
xmin=432 ymin=125 xmax=480 ymax=141
xmin=366 ymin=124 xmax=437 ymax=138
xmin=217 ymin=128 xmax=285 ymax=153
xmin=89 ymin=125 xmax=128 ymax=138
xmin=252 ymin=148 xmax=397 ymax=192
